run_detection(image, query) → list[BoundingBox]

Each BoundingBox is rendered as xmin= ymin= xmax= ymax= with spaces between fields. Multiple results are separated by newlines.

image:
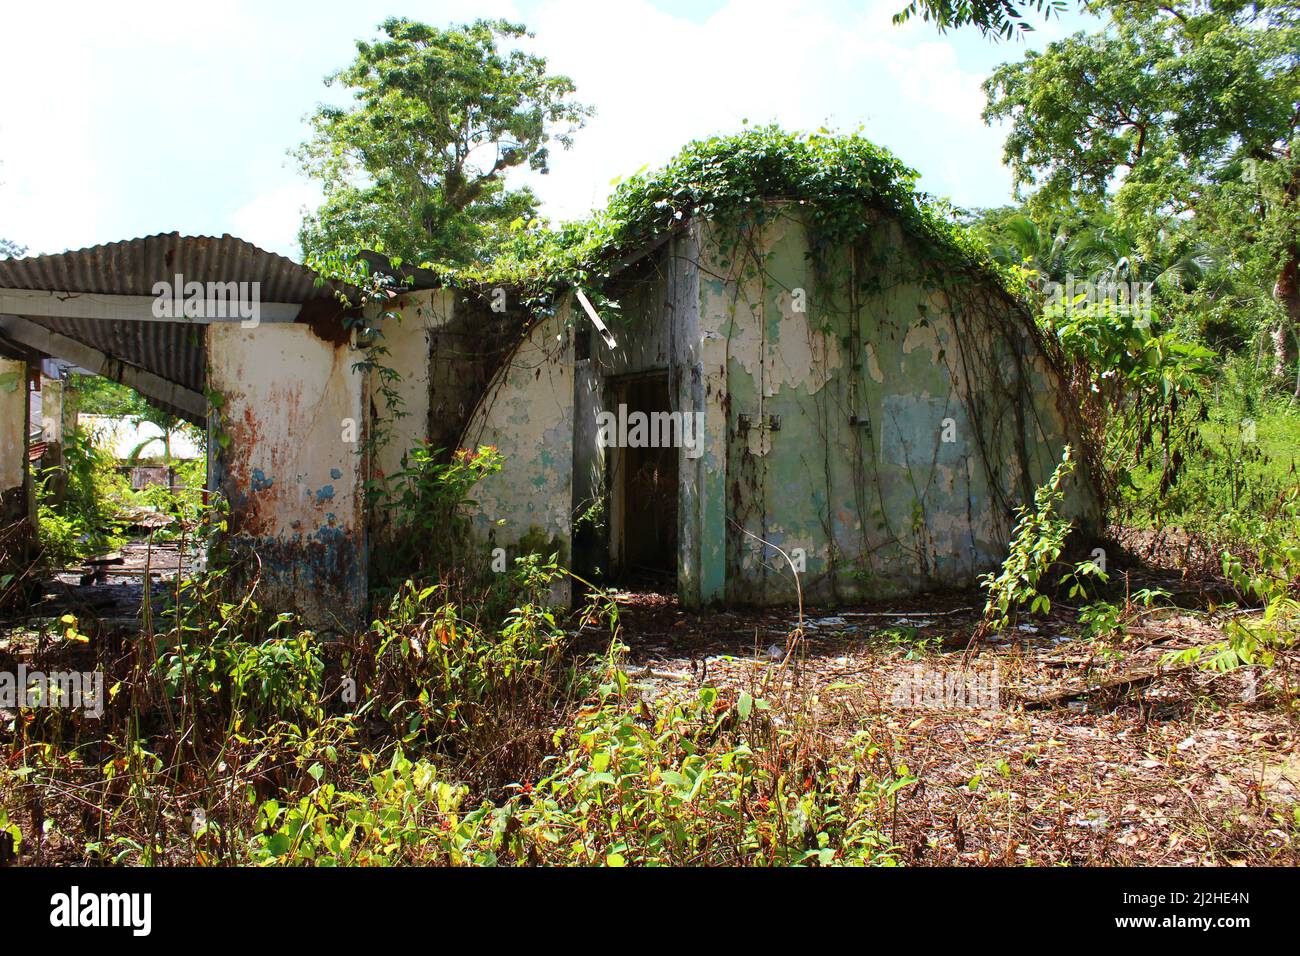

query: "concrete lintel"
xmin=0 ymin=288 xmax=301 ymax=325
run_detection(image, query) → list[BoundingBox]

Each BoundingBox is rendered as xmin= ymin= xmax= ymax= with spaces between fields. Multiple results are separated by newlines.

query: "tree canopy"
xmin=893 ymin=0 xmax=1070 ymax=38
xmin=972 ymin=0 xmax=1299 ymax=385
xmin=297 ymin=18 xmax=591 ymax=268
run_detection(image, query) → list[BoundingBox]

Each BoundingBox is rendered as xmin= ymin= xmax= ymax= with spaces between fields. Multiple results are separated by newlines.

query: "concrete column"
xmin=36 ymin=374 xmax=66 ymax=503
xmin=0 ymin=357 xmax=30 ymax=528
xmin=206 ymin=322 xmax=368 ymax=630
xmin=39 ymin=375 xmax=64 ymax=446
xmin=675 ymin=223 xmax=728 ymax=606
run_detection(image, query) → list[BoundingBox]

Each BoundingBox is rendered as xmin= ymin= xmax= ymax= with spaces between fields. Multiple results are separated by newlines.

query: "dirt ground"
xmin=591 ymin=586 xmax=1299 ymax=866
xmin=5 ymin=536 xmax=1297 ymax=867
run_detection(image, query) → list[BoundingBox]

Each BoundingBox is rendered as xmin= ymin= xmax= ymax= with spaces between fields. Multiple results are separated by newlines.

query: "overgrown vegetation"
xmin=33 ymin=407 xmax=205 ymax=566
xmin=438 ymin=124 xmax=1013 ymax=308
xmin=35 ymin=423 xmax=132 ymax=565
xmin=1 ymin=458 xmax=907 ymax=866
xmin=4 ymin=1 xmax=1299 ymax=869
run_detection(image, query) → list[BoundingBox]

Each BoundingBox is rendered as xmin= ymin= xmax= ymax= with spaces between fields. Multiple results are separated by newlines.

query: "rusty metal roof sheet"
xmin=0 ymin=234 xmax=361 ymax=425
xmin=35 ymin=315 xmax=206 ymax=396
xmin=0 ymin=233 xmax=355 ymax=303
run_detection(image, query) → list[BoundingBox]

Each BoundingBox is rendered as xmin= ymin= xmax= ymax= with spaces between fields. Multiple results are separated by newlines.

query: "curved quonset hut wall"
xmin=456 ymin=301 xmax=577 ymax=604
xmin=452 ymin=202 xmax=1100 ymax=607
xmin=691 ymin=205 xmax=1099 ymax=604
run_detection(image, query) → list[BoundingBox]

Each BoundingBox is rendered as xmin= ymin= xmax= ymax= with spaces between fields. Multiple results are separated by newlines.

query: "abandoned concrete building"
xmin=427 ymin=201 xmax=1101 ymax=609
xmin=0 ymin=170 xmax=1100 ymax=629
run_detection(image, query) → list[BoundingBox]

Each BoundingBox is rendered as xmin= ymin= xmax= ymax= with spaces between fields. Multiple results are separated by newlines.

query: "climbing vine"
xmin=302 ymin=127 xmax=1103 ymax=598
xmin=432 ymin=126 xmax=1026 ymax=306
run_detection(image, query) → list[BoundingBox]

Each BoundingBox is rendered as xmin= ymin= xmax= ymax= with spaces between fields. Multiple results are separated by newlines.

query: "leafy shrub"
xmin=365 ymin=555 xmax=612 ymax=791
xmin=153 ymin=558 xmax=326 ymax=736
xmin=978 ymin=445 xmax=1077 ymax=635
xmin=371 ymin=444 xmax=502 ymax=587
xmin=35 ymin=424 xmax=131 ymax=563
xmin=244 ymin=669 xmax=905 ymax=868
xmin=1047 ymin=297 xmax=1214 ymax=503
xmin=245 ymin=749 xmax=497 ymax=866
xmin=36 ymin=505 xmax=88 ymax=567
xmin=158 ymin=614 xmax=325 ymax=732
xmin=1169 ymin=492 xmax=1300 ymax=675
xmin=498 ymin=673 xmax=905 ymax=867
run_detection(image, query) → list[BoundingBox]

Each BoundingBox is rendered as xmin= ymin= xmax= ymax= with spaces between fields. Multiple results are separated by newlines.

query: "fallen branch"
xmin=1012 ymin=663 xmax=1194 ymax=711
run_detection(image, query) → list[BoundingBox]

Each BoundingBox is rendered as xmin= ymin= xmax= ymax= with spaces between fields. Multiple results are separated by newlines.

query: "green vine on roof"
xmin=428 ymin=125 xmax=1018 ymax=303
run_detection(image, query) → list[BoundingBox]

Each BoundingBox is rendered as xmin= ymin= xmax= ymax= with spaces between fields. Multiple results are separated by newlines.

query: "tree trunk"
xmin=1274 ymin=162 xmax=1300 ymax=397
xmin=1270 ymin=310 xmax=1292 ymax=382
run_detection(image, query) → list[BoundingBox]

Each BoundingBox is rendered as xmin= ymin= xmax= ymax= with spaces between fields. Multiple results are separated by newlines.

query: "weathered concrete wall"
xmin=668 ymin=226 xmax=729 ymax=604
xmin=689 ymin=207 xmax=1097 ymax=604
xmin=592 ymin=205 xmax=1097 ymax=606
xmin=447 ymin=202 xmax=1097 ymax=609
xmin=366 ymin=287 xmax=524 ymax=490
xmin=207 ymin=322 xmax=368 ymax=629
xmin=459 ymin=302 xmax=576 ymax=602
xmin=0 ymin=357 xmax=28 ymax=525
xmin=363 ymin=289 xmax=441 ymax=554
xmin=366 ymin=288 xmax=530 ymax=573
xmin=368 ymin=290 xmax=442 ymax=490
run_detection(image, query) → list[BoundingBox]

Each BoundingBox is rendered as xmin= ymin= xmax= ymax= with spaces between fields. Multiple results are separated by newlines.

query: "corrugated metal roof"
xmin=0 ymin=232 xmax=355 ymax=303
xmin=0 ymin=234 xmax=361 ymax=426
xmin=35 ymin=315 xmax=205 ymax=395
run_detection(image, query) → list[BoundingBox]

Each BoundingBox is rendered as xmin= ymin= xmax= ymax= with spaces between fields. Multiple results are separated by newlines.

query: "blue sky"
xmin=0 ymin=0 xmax=1100 ymax=259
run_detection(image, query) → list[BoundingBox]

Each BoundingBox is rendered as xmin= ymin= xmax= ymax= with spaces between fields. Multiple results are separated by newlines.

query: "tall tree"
xmin=297 ymin=18 xmax=591 ymax=267
xmin=980 ymin=1 xmax=1300 ymax=387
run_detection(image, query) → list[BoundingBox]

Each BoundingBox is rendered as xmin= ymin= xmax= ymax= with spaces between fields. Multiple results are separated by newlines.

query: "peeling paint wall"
xmin=688 ymin=207 xmax=1097 ymax=604
xmin=430 ymin=202 xmax=1097 ymax=609
xmin=207 ymin=322 xmax=368 ymax=628
xmin=364 ymin=289 xmax=442 ymax=551
xmin=366 ymin=288 xmax=532 ymax=562
xmin=458 ymin=301 xmax=576 ymax=602
xmin=369 ymin=290 xmax=442 ymax=490
xmin=668 ymin=224 xmax=729 ymax=604
xmin=591 ymin=204 xmax=1096 ymax=606
xmin=0 ymin=356 xmax=28 ymax=524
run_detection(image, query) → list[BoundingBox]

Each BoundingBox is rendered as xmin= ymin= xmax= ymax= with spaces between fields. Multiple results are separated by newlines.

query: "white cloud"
xmin=228 ymin=182 xmax=324 ymax=259
xmin=510 ymin=0 xmax=1016 ymax=222
xmin=0 ymin=40 xmax=105 ymax=255
xmin=1 ymin=0 xmax=1090 ymax=259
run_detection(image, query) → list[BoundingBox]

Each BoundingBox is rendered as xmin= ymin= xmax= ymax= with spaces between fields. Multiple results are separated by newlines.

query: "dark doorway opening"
xmin=609 ymin=372 xmax=678 ymax=592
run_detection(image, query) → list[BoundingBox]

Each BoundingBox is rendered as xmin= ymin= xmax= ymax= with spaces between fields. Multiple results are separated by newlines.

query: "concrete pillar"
xmin=36 ymin=374 xmax=66 ymax=503
xmin=206 ymin=322 xmax=369 ymax=630
xmin=39 ymin=375 xmax=64 ymax=446
xmin=0 ymin=356 xmax=30 ymax=528
xmin=675 ymin=223 xmax=728 ymax=606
